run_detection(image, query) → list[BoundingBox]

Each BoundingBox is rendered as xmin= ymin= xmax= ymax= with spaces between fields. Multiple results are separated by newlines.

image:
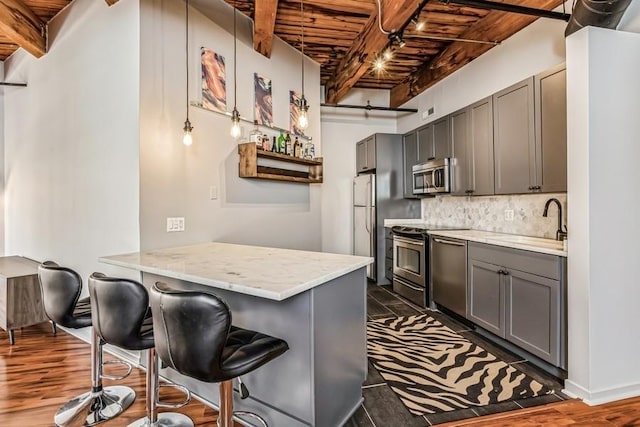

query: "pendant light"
xmin=183 ymin=0 xmax=193 ymax=146
xmin=297 ymin=0 xmax=309 ymax=130
xmin=230 ymin=6 xmax=241 ymax=139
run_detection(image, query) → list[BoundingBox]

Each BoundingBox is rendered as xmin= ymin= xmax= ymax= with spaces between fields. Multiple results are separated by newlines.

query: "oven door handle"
xmin=394 ymin=276 xmax=423 ymax=292
xmin=394 ymin=236 xmax=424 ymax=246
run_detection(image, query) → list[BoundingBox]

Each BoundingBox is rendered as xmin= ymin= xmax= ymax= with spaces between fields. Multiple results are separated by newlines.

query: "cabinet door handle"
xmin=528 ymin=186 xmax=534 ymax=190
xmin=465 ymin=189 xmax=474 ymax=194
xmin=428 ymin=157 xmax=436 ymax=161
xmin=433 ymin=238 xmax=465 ymax=246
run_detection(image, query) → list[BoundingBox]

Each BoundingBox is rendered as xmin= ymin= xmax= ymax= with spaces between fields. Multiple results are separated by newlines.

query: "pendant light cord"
xmin=185 ymin=0 xmax=189 ymax=121
xmin=301 ymin=0 xmax=305 ymax=97
xmin=234 ymin=7 xmax=237 ymax=109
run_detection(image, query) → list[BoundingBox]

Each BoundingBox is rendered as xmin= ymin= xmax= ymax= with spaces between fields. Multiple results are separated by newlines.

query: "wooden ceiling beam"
xmin=390 ymin=0 xmax=564 ymax=107
xmin=254 ymin=0 xmax=278 ymax=58
xmin=105 ymin=0 xmax=120 ymax=5
xmin=0 ymin=0 xmax=45 ymax=58
xmin=324 ymin=0 xmax=421 ymax=104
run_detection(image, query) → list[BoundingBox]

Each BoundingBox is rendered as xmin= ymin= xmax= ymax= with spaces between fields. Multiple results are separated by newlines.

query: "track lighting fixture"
xmin=389 ymin=32 xmax=406 ymax=48
xmin=182 ymin=0 xmax=193 ymax=146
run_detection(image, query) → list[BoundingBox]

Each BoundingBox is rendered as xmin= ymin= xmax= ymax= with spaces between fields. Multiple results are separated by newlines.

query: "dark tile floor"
xmin=345 ymin=283 xmax=566 ymax=427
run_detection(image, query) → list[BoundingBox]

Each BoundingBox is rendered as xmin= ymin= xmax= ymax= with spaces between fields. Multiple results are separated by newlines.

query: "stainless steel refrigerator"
xmin=353 ymin=173 xmax=376 ymax=280
xmin=353 ymin=133 xmax=421 ymax=284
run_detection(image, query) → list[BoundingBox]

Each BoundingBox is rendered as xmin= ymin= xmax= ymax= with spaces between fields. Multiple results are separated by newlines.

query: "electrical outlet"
xmin=209 ymin=186 xmax=218 ymax=200
xmin=504 ymin=209 xmax=514 ymax=222
xmin=166 ymin=217 xmax=185 ymax=232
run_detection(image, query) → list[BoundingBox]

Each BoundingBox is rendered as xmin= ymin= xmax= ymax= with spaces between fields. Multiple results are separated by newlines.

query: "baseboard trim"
xmin=564 ymin=380 xmax=640 ymax=405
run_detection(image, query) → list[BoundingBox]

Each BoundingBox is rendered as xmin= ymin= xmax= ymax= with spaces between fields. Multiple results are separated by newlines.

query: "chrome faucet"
xmin=543 ymin=198 xmax=567 ymax=241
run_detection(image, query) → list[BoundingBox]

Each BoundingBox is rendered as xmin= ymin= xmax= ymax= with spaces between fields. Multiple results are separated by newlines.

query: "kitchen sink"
xmin=494 ymin=235 xmax=564 ymax=250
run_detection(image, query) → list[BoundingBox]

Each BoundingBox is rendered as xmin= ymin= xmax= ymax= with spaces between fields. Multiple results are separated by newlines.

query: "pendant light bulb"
xmin=298 ymin=95 xmax=309 ymax=130
xmin=183 ymin=119 xmax=193 ymax=146
xmin=230 ymin=108 xmax=241 ymax=139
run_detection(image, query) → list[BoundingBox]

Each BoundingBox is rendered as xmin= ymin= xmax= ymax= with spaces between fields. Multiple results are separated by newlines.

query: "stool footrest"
xmin=233 ymin=411 xmax=268 ymax=427
xmin=156 ymin=383 xmax=191 ymax=409
xmin=101 ymin=359 xmax=133 ymax=381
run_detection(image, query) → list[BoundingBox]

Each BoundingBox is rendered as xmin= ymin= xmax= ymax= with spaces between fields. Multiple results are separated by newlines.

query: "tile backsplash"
xmin=422 ymin=193 xmax=567 ymax=239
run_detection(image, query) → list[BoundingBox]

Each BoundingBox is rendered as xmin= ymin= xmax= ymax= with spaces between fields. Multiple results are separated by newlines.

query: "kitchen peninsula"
xmin=100 ymin=242 xmax=372 ymax=427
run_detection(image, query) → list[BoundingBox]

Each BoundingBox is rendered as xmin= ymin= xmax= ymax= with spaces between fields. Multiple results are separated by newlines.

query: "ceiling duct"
xmin=565 ymin=0 xmax=633 ymax=37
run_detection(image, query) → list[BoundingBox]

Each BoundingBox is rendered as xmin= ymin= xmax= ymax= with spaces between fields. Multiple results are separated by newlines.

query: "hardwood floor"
xmin=0 ymin=323 xmax=237 ymax=426
xmin=2 ymin=323 xmax=640 ymax=426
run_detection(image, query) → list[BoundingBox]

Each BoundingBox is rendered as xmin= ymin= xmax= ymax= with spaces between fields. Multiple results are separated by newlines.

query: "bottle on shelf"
xmin=249 ymin=121 xmax=262 ymax=149
xmin=271 ymin=136 xmax=277 ymax=153
xmin=294 ymin=136 xmax=301 ymax=158
xmin=285 ymin=133 xmax=292 ymax=156
xmin=277 ymin=131 xmax=285 ymax=154
xmin=309 ymin=141 xmax=315 ymax=159
xmin=304 ymin=139 xmax=313 ymax=159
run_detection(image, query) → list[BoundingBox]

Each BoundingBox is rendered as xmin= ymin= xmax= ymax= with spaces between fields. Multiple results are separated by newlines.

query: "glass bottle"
xmin=249 ymin=121 xmax=262 ymax=148
xmin=294 ymin=137 xmax=301 ymax=158
xmin=271 ymin=136 xmax=277 ymax=152
xmin=285 ymin=133 xmax=292 ymax=156
xmin=304 ymin=139 xmax=313 ymax=159
xmin=277 ymin=131 xmax=285 ymax=154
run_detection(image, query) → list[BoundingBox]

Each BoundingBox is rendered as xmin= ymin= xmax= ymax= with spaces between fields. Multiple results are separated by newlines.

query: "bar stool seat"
xmin=88 ymin=273 xmax=192 ymax=427
xmin=150 ymin=281 xmax=289 ymax=427
xmin=38 ymin=261 xmax=135 ymax=427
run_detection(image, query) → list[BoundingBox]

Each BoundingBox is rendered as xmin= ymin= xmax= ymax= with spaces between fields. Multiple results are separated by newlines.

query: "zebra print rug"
xmin=367 ymin=314 xmax=553 ymax=416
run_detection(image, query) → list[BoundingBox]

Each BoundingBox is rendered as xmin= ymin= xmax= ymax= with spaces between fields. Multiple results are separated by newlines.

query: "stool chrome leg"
xmin=218 ymin=380 xmax=234 ymax=427
xmin=8 ymin=329 xmax=15 ymax=345
xmin=54 ymin=328 xmax=135 ymax=427
xmin=128 ymin=348 xmax=193 ymax=427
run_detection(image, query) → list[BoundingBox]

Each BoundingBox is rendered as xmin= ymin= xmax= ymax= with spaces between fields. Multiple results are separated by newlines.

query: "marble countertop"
xmin=427 ymin=230 xmax=567 ymax=257
xmin=99 ymin=242 xmax=373 ymax=301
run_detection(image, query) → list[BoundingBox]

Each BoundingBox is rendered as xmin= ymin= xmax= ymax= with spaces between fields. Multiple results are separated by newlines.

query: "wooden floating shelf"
xmin=238 ymin=143 xmax=323 ymax=184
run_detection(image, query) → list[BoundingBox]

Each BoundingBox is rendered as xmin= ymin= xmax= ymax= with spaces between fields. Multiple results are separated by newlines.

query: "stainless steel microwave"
xmin=412 ymin=158 xmax=451 ymax=195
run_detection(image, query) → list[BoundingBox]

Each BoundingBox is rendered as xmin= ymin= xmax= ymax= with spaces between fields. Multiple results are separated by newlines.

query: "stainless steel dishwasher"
xmin=430 ymin=236 xmax=467 ymax=318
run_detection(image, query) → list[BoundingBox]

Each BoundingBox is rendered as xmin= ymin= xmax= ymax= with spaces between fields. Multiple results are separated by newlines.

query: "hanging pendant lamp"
xmin=230 ymin=6 xmax=241 ymax=139
xmin=183 ymin=0 xmax=193 ymax=146
xmin=297 ymin=0 xmax=309 ymax=131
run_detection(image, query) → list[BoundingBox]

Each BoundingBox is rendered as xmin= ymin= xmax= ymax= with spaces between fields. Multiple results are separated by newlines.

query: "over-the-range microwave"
xmin=412 ymin=158 xmax=451 ymax=195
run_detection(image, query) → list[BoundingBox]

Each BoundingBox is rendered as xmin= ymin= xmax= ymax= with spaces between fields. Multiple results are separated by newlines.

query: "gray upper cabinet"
xmin=467 ymin=242 xmax=566 ymax=368
xmin=535 ymin=64 xmax=567 ymax=193
xmin=450 ymin=97 xmax=494 ymax=196
xmin=402 ymin=131 xmax=418 ymax=198
xmin=493 ymin=66 xmax=567 ymax=195
xmin=356 ymin=136 xmax=376 ymax=173
xmin=493 ymin=77 xmax=536 ymax=195
xmin=450 ymin=108 xmax=470 ymax=196
xmin=417 ymin=116 xmax=451 ymax=163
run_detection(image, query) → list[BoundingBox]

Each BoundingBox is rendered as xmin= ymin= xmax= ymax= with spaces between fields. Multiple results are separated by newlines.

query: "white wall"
xmin=397 ymin=17 xmax=566 ymax=133
xmin=139 ymin=0 xmax=322 ymax=252
xmin=564 ymin=26 xmax=640 ymax=405
xmin=2 ymin=0 xmax=140 ymax=281
xmin=320 ymin=89 xmax=397 ymax=254
xmin=0 ymin=62 xmax=4 ymax=256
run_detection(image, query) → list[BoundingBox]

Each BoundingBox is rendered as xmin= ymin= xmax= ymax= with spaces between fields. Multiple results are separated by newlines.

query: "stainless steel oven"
xmin=412 ymin=158 xmax=451 ymax=196
xmin=392 ymin=227 xmax=427 ymax=307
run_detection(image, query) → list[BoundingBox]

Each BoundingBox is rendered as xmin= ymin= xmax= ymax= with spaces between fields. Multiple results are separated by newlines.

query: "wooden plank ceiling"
xmin=0 ymin=0 xmax=566 ymax=107
xmin=0 ymin=0 xmax=118 ymax=61
xmin=225 ymin=0 xmax=566 ymax=106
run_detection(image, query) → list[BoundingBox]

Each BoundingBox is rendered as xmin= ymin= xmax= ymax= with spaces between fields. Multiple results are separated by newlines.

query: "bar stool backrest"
xmin=38 ymin=261 xmax=88 ymax=328
xmin=150 ymin=282 xmax=232 ymax=383
xmin=88 ymin=274 xmax=154 ymax=351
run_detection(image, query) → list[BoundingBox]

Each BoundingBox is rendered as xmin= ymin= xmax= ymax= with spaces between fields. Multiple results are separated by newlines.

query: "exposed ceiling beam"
xmin=0 ymin=0 xmax=45 ymax=58
xmin=324 ymin=0 xmax=421 ymax=104
xmin=254 ymin=0 xmax=278 ymax=58
xmin=105 ymin=0 xmax=120 ymax=5
xmin=390 ymin=0 xmax=564 ymax=107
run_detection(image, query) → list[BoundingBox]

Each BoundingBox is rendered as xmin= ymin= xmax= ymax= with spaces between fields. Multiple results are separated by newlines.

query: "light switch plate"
xmin=209 ymin=186 xmax=218 ymax=200
xmin=166 ymin=217 xmax=185 ymax=232
xmin=504 ymin=209 xmax=514 ymax=222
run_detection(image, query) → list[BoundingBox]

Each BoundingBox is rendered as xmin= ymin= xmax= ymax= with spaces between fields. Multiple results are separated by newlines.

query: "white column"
xmin=565 ymin=26 xmax=640 ymax=404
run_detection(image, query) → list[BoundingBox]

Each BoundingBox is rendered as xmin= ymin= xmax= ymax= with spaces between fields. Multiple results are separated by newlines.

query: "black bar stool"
xmin=38 ymin=261 xmax=135 ymax=427
xmin=149 ymin=281 xmax=289 ymax=427
xmin=88 ymin=273 xmax=193 ymax=427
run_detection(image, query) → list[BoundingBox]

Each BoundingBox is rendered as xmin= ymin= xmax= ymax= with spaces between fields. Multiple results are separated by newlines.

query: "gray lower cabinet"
xmin=467 ymin=258 xmax=504 ymax=337
xmin=467 ymin=242 xmax=566 ymax=368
